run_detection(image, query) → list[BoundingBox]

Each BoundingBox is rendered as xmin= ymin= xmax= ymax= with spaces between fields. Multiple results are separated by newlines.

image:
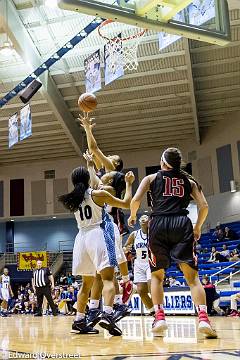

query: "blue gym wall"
xmin=0 ymin=223 xmax=6 ymax=252
xmin=14 ymin=218 xmax=77 ymax=252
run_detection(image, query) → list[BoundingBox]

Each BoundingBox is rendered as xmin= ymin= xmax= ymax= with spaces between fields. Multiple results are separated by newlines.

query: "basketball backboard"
xmin=58 ymin=0 xmax=231 ymax=45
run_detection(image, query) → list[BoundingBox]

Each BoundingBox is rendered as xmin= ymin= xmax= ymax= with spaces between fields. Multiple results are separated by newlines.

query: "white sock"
xmin=89 ymin=300 xmax=100 ymax=310
xmin=197 ymin=305 xmax=207 ymax=313
xmin=114 ymin=295 xmax=122 ymax=305
xmin=103 ymin=306 xmax=113 ymax=314
xmin=75 ymin=312 xmax=85 ymax=321
xmin=154 ymin=304 xmax=164 ymax=312
xmin=122 ymin=275 xmax=130 ymax=283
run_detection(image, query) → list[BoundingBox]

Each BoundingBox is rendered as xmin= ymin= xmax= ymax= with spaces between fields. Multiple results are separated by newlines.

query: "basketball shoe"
xmin=87 ymin=308 xmax=102 ymax=327
xmin=152 ymin=309 xmax=168 ymax=336
xmin=112 ymin=303 xmax=132 ymax=322
xmin=71 ymin=319 xmax=99 ymax=334
xmin=98 ymin=312 xmax=122 ymax=336
xmin=198 ymin=310 xmax=218 ymax=338
xmin=121 ymin=281 xmax=133 ymax=304
xmin=228 ymin=310 xmax=240 ymax=317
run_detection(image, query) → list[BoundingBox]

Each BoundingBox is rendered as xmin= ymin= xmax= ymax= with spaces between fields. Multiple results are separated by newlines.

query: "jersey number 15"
xmin=163 ymin=176 xmax=185 ymax=198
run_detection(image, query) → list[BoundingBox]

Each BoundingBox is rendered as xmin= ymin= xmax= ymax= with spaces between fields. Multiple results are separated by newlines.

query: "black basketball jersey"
xmin=150 ymin=170 xmax=192 ymax=216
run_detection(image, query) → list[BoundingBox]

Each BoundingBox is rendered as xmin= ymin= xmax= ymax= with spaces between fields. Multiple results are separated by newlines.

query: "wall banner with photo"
xmin=9 ymin=113 xmax=19 ymax=148
xmin=84 ymin=49 xmax=101 ymax=93
xmin=20 ymin=103 xmax=32 ymax=141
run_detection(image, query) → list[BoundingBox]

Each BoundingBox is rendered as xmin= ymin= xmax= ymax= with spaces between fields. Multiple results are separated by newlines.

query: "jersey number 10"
xmin=79 ymin=205 xmax=93 ymax=221
xmin=163 ymin=176 xmax=185 ymax=198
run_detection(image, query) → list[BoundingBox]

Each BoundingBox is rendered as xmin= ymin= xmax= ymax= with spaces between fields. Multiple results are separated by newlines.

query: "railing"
xmin=6 ymin=242 xmax=48 ymax=253
xmin=50 ymin=253 xmax=64 ymax=277
xmin=216 ymin=269 xmax=240 ymax=287
xmin=58 ymin=240 xmax=74 ymax=252
xmin=4 ymin=253 xmax=17 ymax=264
xmin=0 ymin=254 xmax=5 ymax=271
xmin=210 ymin=260 xmax=240 ymax=284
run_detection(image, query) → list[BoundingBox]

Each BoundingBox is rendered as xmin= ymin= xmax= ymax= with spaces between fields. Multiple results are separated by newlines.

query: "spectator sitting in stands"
xmin=195 ymin=243 xmax=202 ymax=254
xmin=169 ymin=276 xmax=182 ymax=287
xmin=213 ymin=222 xmax=223 ymax=238
xmin=229 ymin=249 xmax=240 ymax=262
xmin=71 ymin=278 xmax=79 ymax=289
xmin=207 ymin=247 xmax=218 ymax=262
xmin=202 ymin=276 xmax=224 ymax=315
xmin=12 ymin=290 xmax=24 ymax=313
xmin=65 ymin=286 xmax=77 ymax=315
xmin=59 ymin=274 xmax=67 ymax=286
xmin=24 ymin=289 xmax=36 ymax=314
xmin=225 ymin=227 xmax=239 ymax=241
xmin=67 ymin=273 xmax=73 ymax=286
xmin=53 ymin=289 xmax=61 ymax=307
xmin=214 ymin=228 xmax=225 ymax=242
xmin=215 ymin=244 xmax=230 ymax=262
xmin=19 ymin=285 xmax=26 ymax=295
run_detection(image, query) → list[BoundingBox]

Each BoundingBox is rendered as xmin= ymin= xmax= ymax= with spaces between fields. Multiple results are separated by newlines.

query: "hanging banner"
xmin=8 ymin=113 xmax=19 ymax=148
xmin=84 ymin=49 xmax=101 ymax=93
xmin=20 ymin=104 xmax=32 ymax=141
xmin=104 ymin=36 xmax=124 ymax=86
xmin=17 ymin=251 xmax=48 ymax=271
xmin=188 ymin=0 xmax=215 ymax=26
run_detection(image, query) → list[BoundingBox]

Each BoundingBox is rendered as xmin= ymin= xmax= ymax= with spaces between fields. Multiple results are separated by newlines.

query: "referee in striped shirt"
xmin=32 ymin=260 xmax=57 ymax=316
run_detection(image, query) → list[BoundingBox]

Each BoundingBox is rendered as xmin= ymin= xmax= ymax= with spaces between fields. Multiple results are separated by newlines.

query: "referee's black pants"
xmin=36 ymin=285 xmax=57 ymax=315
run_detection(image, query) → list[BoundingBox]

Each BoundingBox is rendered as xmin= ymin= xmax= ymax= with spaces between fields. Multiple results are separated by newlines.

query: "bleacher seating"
xmin=166 ymin=220 xmax=240 ymax=309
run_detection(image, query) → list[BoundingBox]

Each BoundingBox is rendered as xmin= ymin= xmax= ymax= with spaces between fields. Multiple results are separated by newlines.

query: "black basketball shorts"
xmin=148 ymin=215 xmax=198 ymax=272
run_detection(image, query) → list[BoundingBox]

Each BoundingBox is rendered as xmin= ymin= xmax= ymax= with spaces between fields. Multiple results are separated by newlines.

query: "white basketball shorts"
xmin=1 ymin=288 xmax=10 ymax=301
xmin=134 ymin=261 xmax=151 ymax=283
xmin=72 ymin=225 xmax=117 ymax=276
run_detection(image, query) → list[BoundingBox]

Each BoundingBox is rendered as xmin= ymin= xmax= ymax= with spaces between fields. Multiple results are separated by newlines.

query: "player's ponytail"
xmin=112 ymin=172 xmax=126 ymax=199
xmin=161 ymin=147 xmax=202 ymax=191
xmin=58 ymin=167 xmax=90 ymax=212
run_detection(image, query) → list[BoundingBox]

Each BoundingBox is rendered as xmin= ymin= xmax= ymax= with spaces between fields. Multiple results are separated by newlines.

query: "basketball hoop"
xmin=98 ymin=19 xmax=146 ymax=72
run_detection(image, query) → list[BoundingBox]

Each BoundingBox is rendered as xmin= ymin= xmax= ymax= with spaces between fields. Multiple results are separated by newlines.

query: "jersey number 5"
xmin=79 ymin=205 xmax=92 ymax=221
xmin=163 ymin=176 xmax=184 ymax=198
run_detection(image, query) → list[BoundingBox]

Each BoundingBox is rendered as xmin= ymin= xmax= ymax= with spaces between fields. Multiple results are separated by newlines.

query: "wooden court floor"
xmin=0 ymin=315 xmax=239 ymax=359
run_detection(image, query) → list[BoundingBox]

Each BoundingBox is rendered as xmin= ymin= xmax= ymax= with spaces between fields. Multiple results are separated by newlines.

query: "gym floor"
xmin=0 ymin=315 xmax=239 ymax=359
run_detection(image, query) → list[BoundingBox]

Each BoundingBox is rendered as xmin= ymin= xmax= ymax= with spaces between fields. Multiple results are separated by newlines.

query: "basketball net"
xmin=98 ymin=20 xmax=146 ymax=72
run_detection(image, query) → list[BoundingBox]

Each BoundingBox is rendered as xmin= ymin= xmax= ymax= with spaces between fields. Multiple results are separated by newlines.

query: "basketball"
xmin=78 ymin=93 xmax=97 ymax=113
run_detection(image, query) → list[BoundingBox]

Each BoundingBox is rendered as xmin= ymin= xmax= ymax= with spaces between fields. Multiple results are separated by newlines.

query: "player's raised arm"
xmin=128 ymin=174 xmax=154 ymax=227
xmin=92 ymin=171 xmax=135 ymax=209
xmin=79 ymin=114 xmax=115 ymax=172
xmin=190 ymin=181 xmax=209 ymax=241
xmin=83 ymin=150 xmax=101 ymax=189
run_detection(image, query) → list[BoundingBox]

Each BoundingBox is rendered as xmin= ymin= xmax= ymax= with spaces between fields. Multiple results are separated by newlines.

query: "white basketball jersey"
xmin=74 ymin=188 xmax=103 ymax=229
xmin=1 ymin=274 xmax=10 ymax=289
xmin=134 ymin=229 xmax=149 ymax=262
